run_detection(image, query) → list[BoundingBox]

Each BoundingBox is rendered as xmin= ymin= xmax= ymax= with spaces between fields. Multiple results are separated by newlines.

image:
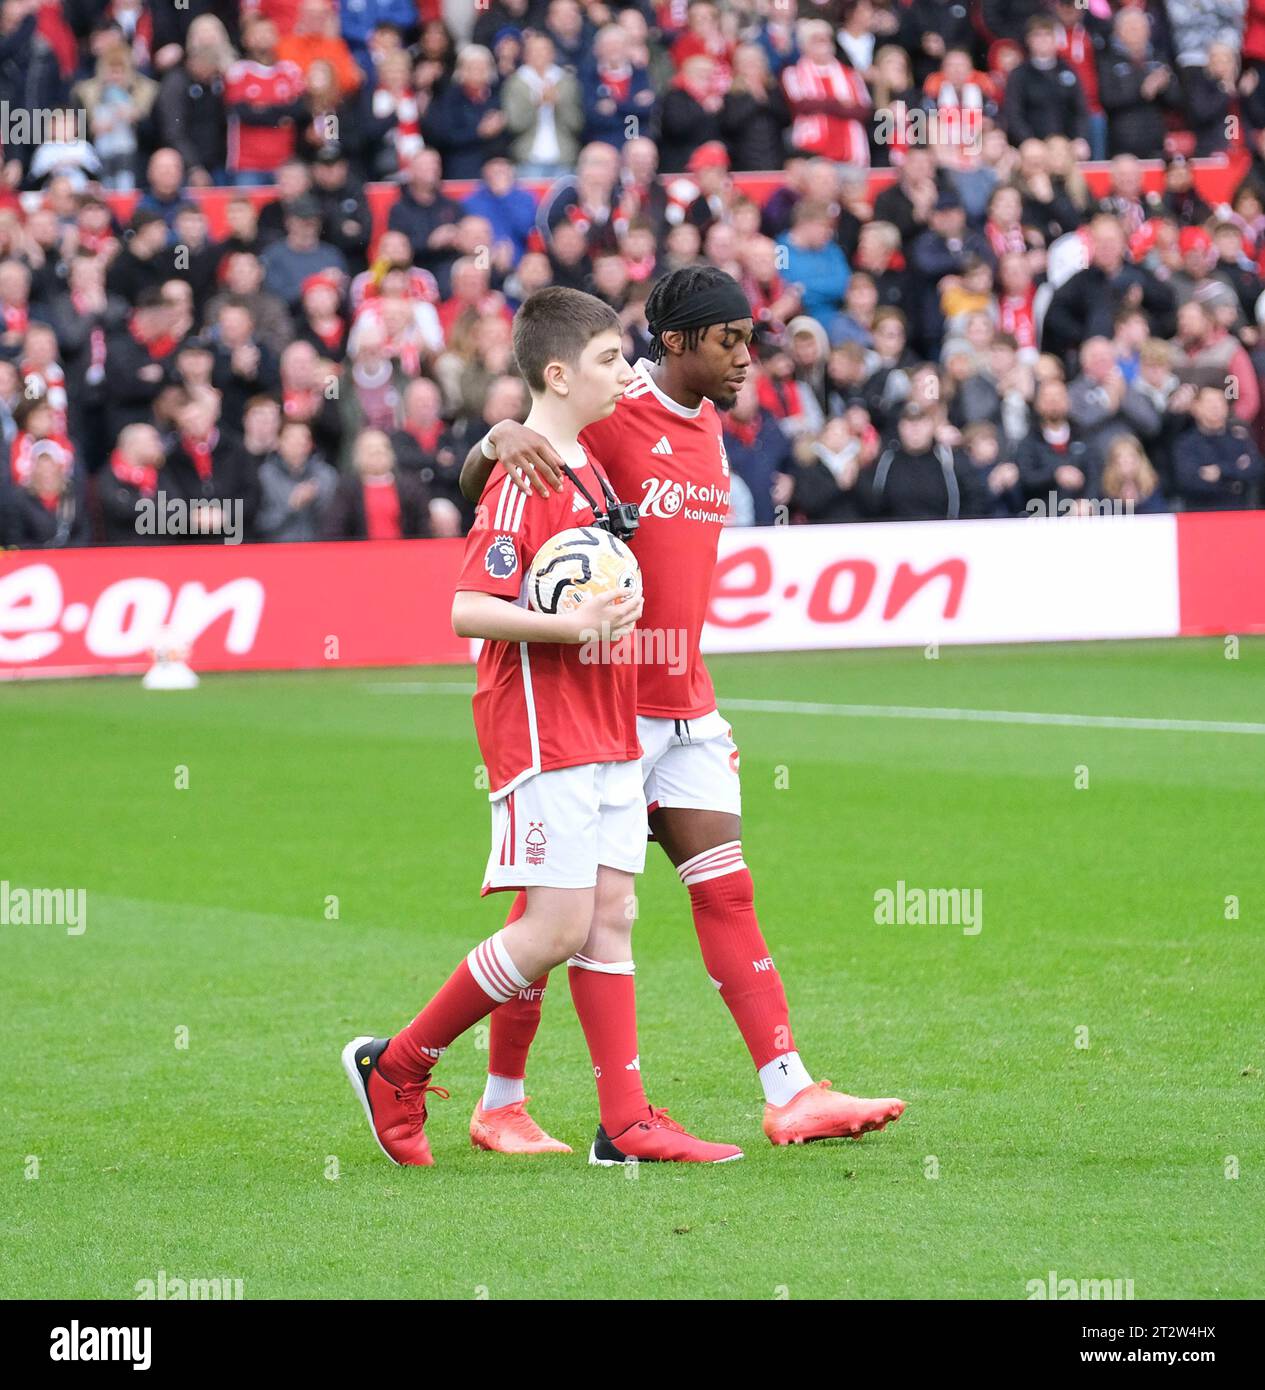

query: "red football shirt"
xmin=456 ymin=451 xmax=641 ymax=799
xmin=225 ymin=59 xmax=305 ymax=172
xmin=580 ymin=359 xmax=732 ymax=720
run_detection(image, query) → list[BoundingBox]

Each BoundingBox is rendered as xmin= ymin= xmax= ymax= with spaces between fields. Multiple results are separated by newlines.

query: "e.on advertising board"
xmin=0 ymin=515 xmax=1260 ymax=680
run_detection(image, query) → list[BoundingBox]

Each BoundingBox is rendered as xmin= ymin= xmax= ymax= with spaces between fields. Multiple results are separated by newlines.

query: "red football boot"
xmin=763 ymin=1081 xmax=905 ymax=1146
xmin=589 ymin=1107 xmax=743 ymax=1165
xmin=470 ymin=1099 xmax=572 ymax=1155
xmin=342 ymin=1035 xmax=449 ymax=1166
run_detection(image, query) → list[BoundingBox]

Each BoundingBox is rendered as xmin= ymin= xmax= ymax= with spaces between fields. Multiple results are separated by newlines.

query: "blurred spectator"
xmin=1044 ymin=216 xmax=1176 ymax=364
xmin=256 ymin=417 xmax=339 ymax=542
xmin=1173 ymin=383 xmax=1264 ymax=509
xmin=226 ymin=17 xmax=306 ymax=188
xmin=1015 ymin=374 xmax=1101 ymax=508
xmin=241 ymin=394 xmax=282 ymax=470
xmin=280 ymin=339 xmax=342 ymax=462
xmin=504 ymin=31 xmax=583 ymax=179
xmin=864 ymin=401 xmax=982 ymax=520
xmin=260 ymin=195 xmax=348 ymax=309
xmin=309 ymin=144 xmax=371 ymax=273
xmin=207 ymin=253 xmax=295 ymax=359
xmin=872 ymin=147 xmax=945 ymax=250
xmin=425 ymin=44 xmax=507 ymax=179
xmin=154 ymin=38 xmax=228 ymax=186
xmin=258 ymin=160 xmax=314 ymax=244
xmin=1068 ymin=336 xmax=1163 ymax=455
xmin=777 ymin=199 xmax=850 ymax=328
xmin=104 ymin=286 xmax=179 ymax=439
xmin=47 ymin=253 xmax=122 ymax=471
xmin=782 ymin=19 xmax=871 ymax=165
xmin=209 ymin=301 xmax=280 ymax=432
xmin=1002 ymin=16 xmax=1089 ymax=151
xmin=73 ymin=41 xmax=157 ymax=191
xmin=279 ymin=0 xmax=362 ymax=97
xmin=337 ymin=0 xmax=416 ymax=71
xmin=96 ymin=422 xmax=168 ymax=544
xmin=365 ymin=49 xmax=425 ymax=180
xmin=462 ymin=156 xmax=537 ymax=265
xmin=658 ymin=53 xmax=723 ymax=174
xmin=581 ymin=22 xmax=655 ymax=151
xmin=1101 ymin=8 xmax=1177 ymax=160
xmin=323 ymin=428 xmax=431 ymax=540
xmin=390 ymin=376 xmax=445 ymax=476
xmin=162 ymin=391 xmax=258 ymax=541
xmin=2 ymin=437 xmax=85 ymax=545
xmin=295 ymin=272 xmax=348 ymax=360
xmin=387 ymin=149 xmax=462 ymax=288
xmin=722 ymin=374 xmax=793 ymax=525
xmin=1170 ymin=299 xmax=1261 ymax=423
xmin=721 ymin=42 xmax=789 ymax=171
xmin=546 ymin=0 xmax=594 ymax=72
xmin=1102 ymin=432 xmax=1167 ymax=513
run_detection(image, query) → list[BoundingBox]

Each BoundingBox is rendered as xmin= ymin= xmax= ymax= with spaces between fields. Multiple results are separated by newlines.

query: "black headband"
xmin=648 ymin=280 xmax=753 ymax=338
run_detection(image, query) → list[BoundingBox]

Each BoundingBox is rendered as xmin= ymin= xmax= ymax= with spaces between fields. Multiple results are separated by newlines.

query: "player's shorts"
xmin=638 ymin=709 xmax=742 ymax=819
xmin=482 ymin=759 xmax=647 ymax=895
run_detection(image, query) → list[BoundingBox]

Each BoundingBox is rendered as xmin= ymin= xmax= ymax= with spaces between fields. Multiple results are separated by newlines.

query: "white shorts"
xmin=483 ymin=759 xmax=647 ymax=895
xmin=638 ymin=709 xmax=742 ymax=819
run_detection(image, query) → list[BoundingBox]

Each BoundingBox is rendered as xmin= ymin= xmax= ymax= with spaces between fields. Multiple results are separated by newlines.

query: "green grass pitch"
xmin=3 ymin=638 xmax=1262 ymax=1300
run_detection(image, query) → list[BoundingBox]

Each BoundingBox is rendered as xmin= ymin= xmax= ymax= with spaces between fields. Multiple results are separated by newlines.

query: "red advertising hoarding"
xmin=1 ymin=514 xmax=1261 ymax=680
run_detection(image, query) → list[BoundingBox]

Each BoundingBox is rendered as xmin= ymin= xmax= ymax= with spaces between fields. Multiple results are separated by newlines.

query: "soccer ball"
xmin=527 ymin=526 xmax=640 ymax=615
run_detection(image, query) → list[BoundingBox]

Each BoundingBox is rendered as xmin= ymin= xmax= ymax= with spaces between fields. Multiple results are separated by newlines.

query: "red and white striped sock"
xmin=568 ymin=954 xmax=651 ymax=1136
xmin=678 ymin=840 xmax=810 ymax=1103
xmin=379 ymin=930 xmax=531 ymax=1087
xmin=486 ymin=890 xmax=547 ymax=1106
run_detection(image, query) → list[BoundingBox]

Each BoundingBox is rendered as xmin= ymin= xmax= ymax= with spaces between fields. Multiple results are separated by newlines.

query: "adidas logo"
xmin=650 ymin=435 xmax=673 ymax=456
xmin=571 ymin=491 xmax=588 ymax=512
xmin=625 ymin=1055 xmax=641 ymax=1071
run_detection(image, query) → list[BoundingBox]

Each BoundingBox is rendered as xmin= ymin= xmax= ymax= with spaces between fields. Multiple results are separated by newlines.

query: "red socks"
xmin=488 ymin=891 xmax=549 ymax=1080
xmin=380 ymin=929 xmax=530 ymax=1086
xmin=677 ymin=842 xmax=795 ymax=1071
xmin=568 ymin=956 xmax=650 ymax=1135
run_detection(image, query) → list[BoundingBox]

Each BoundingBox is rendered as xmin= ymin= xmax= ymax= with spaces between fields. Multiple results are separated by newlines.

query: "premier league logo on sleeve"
xmin=484 ymin=535 xmax=519 ymax=578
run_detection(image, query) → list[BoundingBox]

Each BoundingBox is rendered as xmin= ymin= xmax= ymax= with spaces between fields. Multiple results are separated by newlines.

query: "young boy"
xmin=343 ymin=287 xmax=743 ymax=1167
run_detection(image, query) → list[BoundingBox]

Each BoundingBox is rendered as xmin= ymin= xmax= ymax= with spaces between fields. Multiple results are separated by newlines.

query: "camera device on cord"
xmin=561 ymin=463 xmax=640 ymax=542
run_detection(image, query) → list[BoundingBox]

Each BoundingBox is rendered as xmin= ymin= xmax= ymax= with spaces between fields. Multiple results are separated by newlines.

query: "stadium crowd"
xmin=2 ymin=0 xmax=1265 ymax=547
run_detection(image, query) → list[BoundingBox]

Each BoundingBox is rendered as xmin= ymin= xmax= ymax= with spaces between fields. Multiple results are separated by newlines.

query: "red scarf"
xmin=283 ymin=387 xmax=317 ymax=418
xmin=622 ymin=252 xmax=657 ymax=283
xmin=986 ymin=220 xmax=1026 ymax=258
xmin=405 ymin=419 xmax=443 ymax=452
xmin=363 ymin=478 xmax=402 ymax=540
xmin=3 ymin=302 xmax=28 ymax=335
xmin=129 ymin=316 xmax=177 ymax=359
xmin=181 ymin=431 xmax=216 ymax=482
xmin=757 ymin=375 xmax=801 ymax=420
xmin=599 ymin=63 xmax=632 ymax=102
xmin=110 ymin=446 xmax=158 ymax=497
xmin=998 ymin=287 xmax=1036 ymax=350
xmin=311 ymin=316 xmax=345 ymax=352
xmin=726 ymin=417 xmax=760 ymax=448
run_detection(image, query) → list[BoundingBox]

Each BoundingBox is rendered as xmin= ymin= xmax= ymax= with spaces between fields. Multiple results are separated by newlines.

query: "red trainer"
xmin=342 ymin=1035 xmax=449 ymax=1166
xmin=763 ymin=1080 xmax=905 ymax=1146
xmin=470 ymin=1098 xmax=572 ymax=1155
xmin=589 ymin=1107 xmax=743 ymax=1165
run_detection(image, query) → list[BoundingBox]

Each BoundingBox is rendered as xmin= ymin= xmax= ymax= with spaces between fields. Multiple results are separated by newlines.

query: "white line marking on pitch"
xmin=365 ymin=683 xmax=1265 ymax=736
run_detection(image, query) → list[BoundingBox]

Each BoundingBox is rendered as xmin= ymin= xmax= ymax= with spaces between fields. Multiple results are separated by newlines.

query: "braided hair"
xmin=645 ymin=265 xmax=742 ymax=362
